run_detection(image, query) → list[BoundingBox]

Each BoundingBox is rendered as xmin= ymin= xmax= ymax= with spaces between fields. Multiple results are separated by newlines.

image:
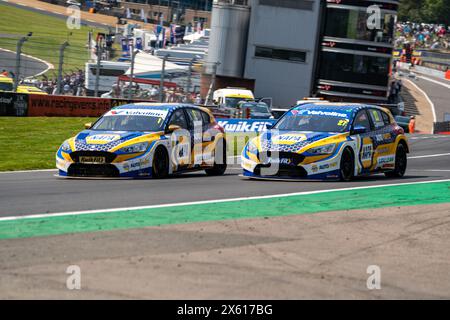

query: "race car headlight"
xmin=61 ymin=141 xmax=71 ymax=152
xmin=118 ymin=142 xmax=149 ymax=154
xmin=306 ymin=143 xmax=336 ymax=155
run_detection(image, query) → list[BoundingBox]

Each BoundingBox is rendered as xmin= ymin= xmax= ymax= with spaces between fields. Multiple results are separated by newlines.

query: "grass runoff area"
xmin=0 ymin=2 xmax=108 ymax=76
xmin=0 ymin=117 xmax=95 ymax=171
xmin=0 ymin=117 xmax=251 ymax=171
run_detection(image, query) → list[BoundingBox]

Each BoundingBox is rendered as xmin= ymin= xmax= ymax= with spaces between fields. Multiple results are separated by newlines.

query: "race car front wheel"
xmin=340 ymin=148 xmax=354 ymax=182
xmin=152 ymin=146 xmax=169 ymax=179
xmin=205 ymin=139 xmax=227 ymax=176
xmin=385 ymin=143 xmax=407 ymax=178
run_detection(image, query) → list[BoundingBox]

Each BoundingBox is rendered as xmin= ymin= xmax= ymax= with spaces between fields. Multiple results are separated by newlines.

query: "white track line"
xmin=0 ymin=169 xmax=57 ymax=174
xmin=403 ymin=78 xmax=437 ymax=132
xmin=418 ymin=75 xmax=450 ymax=89
xmin=0 ymin=47 xmax=54 ymax=77
xmin=408 ymin=153 xmax=450 ymax=159
xmin=1 ymin=178 xmax=450 ymax=222
xmin=411 ymin=169 xmax=450 ymax=172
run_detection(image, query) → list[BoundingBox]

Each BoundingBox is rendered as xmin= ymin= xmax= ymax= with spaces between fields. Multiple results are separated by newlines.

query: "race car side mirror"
xmin=265 ymin=123 xmax=273 ymax=130
xmin=352 ymin=125 xmax=367 ymax=135
xmin=84 ymin=122 xmax=92 ymax=129
xmin=167 ymin=124 xmax=182 ymax=133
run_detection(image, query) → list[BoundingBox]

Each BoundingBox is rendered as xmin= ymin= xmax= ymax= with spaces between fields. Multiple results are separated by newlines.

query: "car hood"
xmin=255 ymin=131 xmax=348 ymax=153
xmin=72 ymin=130 xmax=162 ymax=151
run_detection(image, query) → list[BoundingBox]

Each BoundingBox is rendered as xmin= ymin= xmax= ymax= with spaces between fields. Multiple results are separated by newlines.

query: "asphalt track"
xmin=404 ymin=72 xmax=450 ymax=122
xmin=0 ymin=49 xmax=49 ymax=78
xmin=1 ymin=134 xmax=450 ymax=218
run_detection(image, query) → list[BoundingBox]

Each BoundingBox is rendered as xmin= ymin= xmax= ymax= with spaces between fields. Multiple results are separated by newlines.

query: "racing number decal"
xmin=338 ymin=119 xmax=349 ymax=127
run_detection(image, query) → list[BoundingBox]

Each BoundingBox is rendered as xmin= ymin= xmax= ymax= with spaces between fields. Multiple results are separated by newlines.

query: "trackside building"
xmin=206 ymin=0 xmax=398 ymax=107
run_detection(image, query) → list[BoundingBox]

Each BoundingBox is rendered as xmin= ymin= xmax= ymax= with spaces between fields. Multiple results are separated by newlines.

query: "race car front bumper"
xmin=241 ymin=150 xmax=342 ymax=181
xmin=56 ymin=148 xmax=154 ymax=178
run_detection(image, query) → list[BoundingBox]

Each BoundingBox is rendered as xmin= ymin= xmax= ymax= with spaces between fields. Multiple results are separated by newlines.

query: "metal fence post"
xmin=159 ymin=54 xmax=168 ymax=103
xmin=13 ymin=37 xmax=28 ymax=92
xmin=56 ymin=41 xmax=69 ymax=95
xmin=128 ymin=44 xmax=137 ymax=100
xmin=94 ymin=43 xmax=102 ymax=97
xmin=186 ymin=58 xmax=194 ymax=101
xmin=205 ymin=62 xmax=219 ymax=105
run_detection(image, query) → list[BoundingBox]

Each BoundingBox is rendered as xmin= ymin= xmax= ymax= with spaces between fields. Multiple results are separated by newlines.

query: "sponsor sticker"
xmin=272 ymin=134 xmax=307 ymax=145
xmin=105 ymin=109 xmax=169 ymax=118
xmin=361 ymin=144 xmax=373 ymax=161
xmin=216 ymin=119 xmax=275 ymax=133
xmin=86 ymin=134 xmax=121 ymax=145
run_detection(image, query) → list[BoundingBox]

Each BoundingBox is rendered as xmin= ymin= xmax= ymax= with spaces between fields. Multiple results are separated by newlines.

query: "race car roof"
xmin=113 ymin=103 xmax=204 ymax=111
xmin=292 ymin=103 xmax=385 ymax=116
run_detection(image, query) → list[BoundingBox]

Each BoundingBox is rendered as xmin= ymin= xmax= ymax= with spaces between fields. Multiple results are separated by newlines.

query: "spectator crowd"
xmin=395 ymin=22 xmax=449 ymax=50
xmin=34 ymin=70 xmax=86 ymax=95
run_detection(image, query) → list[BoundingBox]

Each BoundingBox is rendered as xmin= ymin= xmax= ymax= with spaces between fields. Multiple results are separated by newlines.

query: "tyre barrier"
xmin=434 ymin=121 xmax=450 ymax=135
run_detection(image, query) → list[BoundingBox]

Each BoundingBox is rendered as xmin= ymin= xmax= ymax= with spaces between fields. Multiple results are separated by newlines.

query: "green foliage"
xmin=0 ymin=3 xmax=107 ymax=77
xmin=398 ymin=0 xmax=450 ymax=25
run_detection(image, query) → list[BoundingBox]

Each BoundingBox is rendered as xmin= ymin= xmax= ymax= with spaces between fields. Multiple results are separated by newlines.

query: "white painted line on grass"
xmin=1 ymin=178 xmax=450 ymax=222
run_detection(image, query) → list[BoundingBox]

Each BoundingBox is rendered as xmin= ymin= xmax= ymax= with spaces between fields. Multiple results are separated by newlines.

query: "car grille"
xmin=259 ymin=151 xmax=305 ymax=166
xmin=67 ymin=164 xmax=120 ymax=177
xmin=254 ymin=164 xmax=307 ymax=178
xmin=70 ymin=151 xmax=117 ymax=163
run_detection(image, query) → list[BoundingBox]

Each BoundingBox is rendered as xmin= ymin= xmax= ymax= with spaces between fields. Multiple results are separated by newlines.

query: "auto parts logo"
xmin=86 ymin=134 xmax=121 ymax=145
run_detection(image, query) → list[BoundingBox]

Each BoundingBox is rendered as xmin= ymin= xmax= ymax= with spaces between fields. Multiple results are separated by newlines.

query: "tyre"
xmin=340 ymin=148 xmax=354 ymax=182
xmin=205 ymin=139 xmax=227 ymax=176
xmin=385 ymin=143 xmax=407 ymax=178
xmin=152 ymin=146 xmax=169 ymax=179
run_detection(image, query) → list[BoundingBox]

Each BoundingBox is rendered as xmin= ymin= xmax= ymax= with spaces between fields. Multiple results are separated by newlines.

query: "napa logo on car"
xmin=272 ymin=133 xmax=307 ymax=145
xmin=86 ymin=134 xmax=121 ymax=145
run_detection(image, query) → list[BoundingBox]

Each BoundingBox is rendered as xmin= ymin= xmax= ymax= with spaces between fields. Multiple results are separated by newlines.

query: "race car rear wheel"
xmin=152 ymin=146 xmax=169 ymax=179
xmin=340 ymin=148 xmax=354 ymax=182
xmin=385 ymin=143 xmax=407 ymax=178
xmin=205 ymin=139 xmax=227 ymax=176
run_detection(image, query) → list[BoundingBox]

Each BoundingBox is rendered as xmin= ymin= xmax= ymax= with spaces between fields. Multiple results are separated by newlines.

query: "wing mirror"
xmin=352 ymin=125 xmax=367 ymax=135
xmin=167 ymin=124 xmax=182 ymax=133
xmin=265 ymin=123 xmax=273 ymax=130
xmin=84 ymin=122 xmax=92 ymax=129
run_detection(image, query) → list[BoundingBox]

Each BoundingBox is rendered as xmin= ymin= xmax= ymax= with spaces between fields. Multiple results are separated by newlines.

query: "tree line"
xmin=398 ymin=0 xmax=450 ymax=25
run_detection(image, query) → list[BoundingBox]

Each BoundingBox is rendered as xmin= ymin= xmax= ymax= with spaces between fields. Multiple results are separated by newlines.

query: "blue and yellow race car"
xmin=241 ymin=103 xmax=409 ymax=181
xmin=56 ymin=103 xmax=227 ymax=178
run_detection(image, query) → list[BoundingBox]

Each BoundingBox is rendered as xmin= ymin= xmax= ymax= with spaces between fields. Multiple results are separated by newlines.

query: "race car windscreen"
xmin=274 ymin=110 xmax=351 ymax=133
xmin=225 ymin=97 xmax=252 ymax=108
xmin=92 ymin=114 xmax=165 ymax=132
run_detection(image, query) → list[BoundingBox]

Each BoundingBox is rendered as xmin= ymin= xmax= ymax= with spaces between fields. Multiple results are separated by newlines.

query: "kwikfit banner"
xmin=216 ymin=119 xmax=276 ymax=133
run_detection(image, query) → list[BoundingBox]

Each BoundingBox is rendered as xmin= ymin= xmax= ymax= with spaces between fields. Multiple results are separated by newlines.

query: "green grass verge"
xmin=1 ymin=180 xmax=450 ymax=239
xmin=0 ymin=117 xmax=257 ymax=171
xmin=0 ymin=117 xmax=96 ymax=171
xmin=0 ymin=3 xmax=108 ymax=76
